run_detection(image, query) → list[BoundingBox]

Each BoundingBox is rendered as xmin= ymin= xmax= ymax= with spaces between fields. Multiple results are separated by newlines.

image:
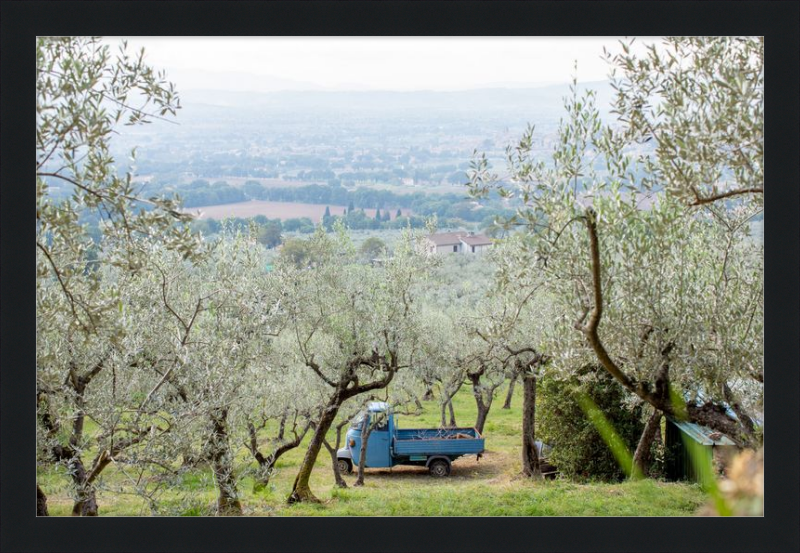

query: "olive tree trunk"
xmin=37 ymin=485 xmax=49 ymax=516
xmin=632 ymin=411 xmax=662 ymax=479
xmin=439 ymin=379 xmax=462 ymax=427
xmin=288 ymin=397 xmax=342 ymax=504
xmin=209 ymin=409 xmax=242 ymax=516
xmin=53 ymin=448 xmax=99 ymax=516
xmin=521 ymin=374 xmax=542 ymax=479
xmin=474 ymin=398 xmax=490 ymax=435
xmin=70 ymin=470 xmax=99 ymax=516
xmin=354 ymin=416 xmax=375 ymax=487
xmin=322 ymin=419 xmax=350 ymax=489
xmin=248 ymin=419 xmax=311 ymax=489
xmin=503 ymin=372 xmax=519 ymax=409
xmin=288 ymin=361 xmax=396 ymax=503
xmin=277 ymin=410 xmax=288 ymax=442
xmin=470 ymin=375 xmax=493 ymax=435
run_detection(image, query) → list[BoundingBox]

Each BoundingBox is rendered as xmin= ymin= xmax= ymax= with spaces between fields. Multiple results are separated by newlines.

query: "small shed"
xmin=665 ymin=417 xmax=737 ymax=484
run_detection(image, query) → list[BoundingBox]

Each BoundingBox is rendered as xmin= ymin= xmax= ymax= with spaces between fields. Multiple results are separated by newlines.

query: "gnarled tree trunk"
xmin=354 ymin=416 xmax=375 ymax=487
xmin=474 ymin=398 xmax=490 ymax=435
xmin=37 ymin=485 xmax=49 ymax=516
xmin=288 ymin=355 xmax=397 ymax=503
xmin=71 ymin=482 xmax=99 ymax=516
xmin=71 ymin=488 xmax=99 ymax=517
xmin=323 ymin=440 xmax=349 ymax=489
xmin=470 ymin=374 xmax=493 ymax=435
xmin=288 ymin=396 xmax=342 ymax=504
xmin=632 ymin=410 xmax=662 ymax=479
xmin=503 ymin=372 xmax=518 ymax=409
xmin=521 ymin=373 xmax=542 ymax=479
xmin=209 ymin=409 xmax=242 ymax=516
xmin=447 ymin=398 xmax=458 ymax=428
xmin=277 ymin=410 xmax=288 ymax=442
xmin=40 ymin=359 xmax=128 ymax=517
xmin=441 ymin=398 xmax=459 ymax=428
xmin=248 ymin=419 xmax=311 ymax=489
xmin=439 ymin=378 xmax=462 ymax=427
xmin=57 ymin=450 xmax=99 ymax=516
xmin=322 ymin=430 xmax=348 ymax=488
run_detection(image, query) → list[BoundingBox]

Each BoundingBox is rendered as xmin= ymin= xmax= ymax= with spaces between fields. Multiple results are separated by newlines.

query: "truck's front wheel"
xmin=337 ymin=458 xmax=353 ymax=475
xmin=429 ymin=459 xmax=450 ymax=477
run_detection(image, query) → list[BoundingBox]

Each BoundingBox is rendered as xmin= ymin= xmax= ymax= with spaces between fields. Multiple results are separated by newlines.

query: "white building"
xmin=423 ymin=232 xmax=493 ymax=255
xmin=458 ymin=233 xmax=493 ymax=254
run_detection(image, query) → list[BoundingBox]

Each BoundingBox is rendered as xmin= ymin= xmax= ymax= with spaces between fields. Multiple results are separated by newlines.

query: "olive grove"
xmin=34 ymin=35 xmax=764 ymax=516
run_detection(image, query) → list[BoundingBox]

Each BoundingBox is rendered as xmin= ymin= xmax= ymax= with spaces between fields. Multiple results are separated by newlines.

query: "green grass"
xmin=37 ymin=386 xmax=706 ymax=516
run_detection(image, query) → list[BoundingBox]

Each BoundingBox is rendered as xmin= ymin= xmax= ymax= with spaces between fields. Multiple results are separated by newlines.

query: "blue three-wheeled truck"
xmin=336 ymin=402 xmax=485 ymax=477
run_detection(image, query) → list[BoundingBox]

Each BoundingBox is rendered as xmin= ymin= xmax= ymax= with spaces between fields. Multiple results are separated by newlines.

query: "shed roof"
xmin=667 ymin=417 xmax=736 ymax=446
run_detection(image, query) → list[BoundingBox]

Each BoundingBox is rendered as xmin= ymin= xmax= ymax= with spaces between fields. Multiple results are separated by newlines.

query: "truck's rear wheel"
xmin=337 ymin=458 xmax=352 ymax=475
xmin=429 ymin=459 xmax=450 ymax=477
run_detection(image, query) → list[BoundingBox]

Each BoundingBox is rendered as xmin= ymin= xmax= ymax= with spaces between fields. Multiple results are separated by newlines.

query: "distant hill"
xmin=179 ymin=81 xmax=616 ymax=113
xmin=163 ymin=67 xmax=329 ymax=94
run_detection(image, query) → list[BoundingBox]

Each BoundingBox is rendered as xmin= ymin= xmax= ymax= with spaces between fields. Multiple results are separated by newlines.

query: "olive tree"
xmin=469 ymin=49 xmax=762 ymax=453
xmin=36 ymin=36 xmax=201 ymax=514
xmin=411 ymin=307 xmax=466 ymax=428
xmin=451 ymin=307 xmax=509 ymax=436
xmin=242 ymin=328 xmax=333 ymax=492
xmin=36 ymin=267 xmax=172 ymax=516
xmin=54 ymin=233 xmax=282 ymax=516
xmin=321 ymin=402 xmax=365 ymax=488
xmin=279 ymin=227 xmax=434 ymax=503
xmin=478 ymin=238 xmax=554 ymax=478
xmin=139 ymin=234 xmax=283 ymax=515
xmin=36 ymin=37 xmax=200 ymax=330
xmin=352 ymin=386 xmax=423 ymax=487
xmin=36 ymin=234 xmax=228 ymax=516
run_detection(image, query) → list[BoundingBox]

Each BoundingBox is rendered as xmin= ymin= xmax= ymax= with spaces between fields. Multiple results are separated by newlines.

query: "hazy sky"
xmin=105 ymin=37 xmax=659 ymax=92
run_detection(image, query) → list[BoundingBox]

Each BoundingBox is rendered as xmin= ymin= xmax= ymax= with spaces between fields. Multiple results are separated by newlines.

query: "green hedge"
xmin=539 ymin=367 xmax=644 ymax=482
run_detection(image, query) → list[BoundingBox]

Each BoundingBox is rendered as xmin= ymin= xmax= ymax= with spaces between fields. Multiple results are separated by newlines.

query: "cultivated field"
xmin=168 ymin=175 xmax=468 ymax=196
xmin=37 ymin=387 xmax=707 ymax=517
xmin=185 ymin=200 xmax=407 ymax=222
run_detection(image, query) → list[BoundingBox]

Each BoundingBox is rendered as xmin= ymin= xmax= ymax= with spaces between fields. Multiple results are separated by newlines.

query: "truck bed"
xmin=393 ymin=427 xmax=484 ymax=457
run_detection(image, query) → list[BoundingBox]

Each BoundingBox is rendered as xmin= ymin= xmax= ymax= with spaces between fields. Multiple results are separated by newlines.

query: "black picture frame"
xmin=3 ymin=1 xmax=798 ymax=552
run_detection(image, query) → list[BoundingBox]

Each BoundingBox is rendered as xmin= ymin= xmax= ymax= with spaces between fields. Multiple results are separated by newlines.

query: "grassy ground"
xmin=37 ymin=386 xmax=707 ymax=516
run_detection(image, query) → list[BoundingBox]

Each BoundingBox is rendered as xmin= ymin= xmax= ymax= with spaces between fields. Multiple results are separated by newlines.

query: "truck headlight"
xmin=349 ymin=439 xmax=356 ymax=447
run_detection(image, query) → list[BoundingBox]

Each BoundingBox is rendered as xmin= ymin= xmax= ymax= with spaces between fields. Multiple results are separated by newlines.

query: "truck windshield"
xmin=350 ymin=413 xmax=365 ymax=429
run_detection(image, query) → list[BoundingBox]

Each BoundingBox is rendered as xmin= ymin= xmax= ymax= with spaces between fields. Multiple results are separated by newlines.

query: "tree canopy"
xmin=468 ymin=36 xmax=763 ymax=447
